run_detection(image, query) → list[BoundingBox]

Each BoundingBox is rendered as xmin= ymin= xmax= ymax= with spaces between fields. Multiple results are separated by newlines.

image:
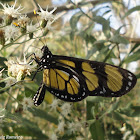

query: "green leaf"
xmin=136 ymin=73 xmax=140 ymax=79
xmin=94 ymin=40 xmax=106 ymax=45
xmin=86 ymin=47 xmax=97 ymax=59
xmin=93 ymin=16 xmax=111 ymax=38
xmin=70 ymin=30 xmax=75 ymax=41
xmin=86 ymin=96 xmax=104 ymax=103
xmin=29 ymin=108 xmax=58 ymax=124
xmin=86 ymin=100 xmax=105 ymax=140
xmin=24 ymin=82 xmax=38 ymax=96
xmin=122 ymin=5 xmax=140 ymax=19
xmin=107 ymin=100 xmax=120 ymax=114
xmin=12 ymin=118 xmax=48 ymax=139
xmin=83 ymin=22 xmax=95 ymax=35
xmin=70 ymin=11 xmax=82 ymax=31
xmin=111 ymin=111 xmax=126 ymax=122
xmin=119 ymin=104 xmax=140 ymax=117
xmin=85 ymin=35 xmax=96 ymax=45
xmin=90 ymin=120 xmax=105 ymax=140
xmin=129 ymin=43 xmax=140 ymax=54
xmin=109 ymin=35 xmax=129 ymax=44
xmin=114 ymin=25 xmax=127 ymax=35
xmin=123 ymin=48 xmax=140 ymax=63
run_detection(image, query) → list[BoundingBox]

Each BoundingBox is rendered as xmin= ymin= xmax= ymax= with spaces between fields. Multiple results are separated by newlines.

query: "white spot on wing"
xmin=61 ymin=95 xmax=64 ymax=98
xmin=82 ymin=92 xmax=85 ymax=96
xmin=128 ymin=73 xmax=132 ymax=76
xmin=65 ymin=95 xmax=67 ymax=99
xmin=126 ymin=86 xmax=129 ymax=90
xmin=103 ymin=87 xmax=106 ymax=93
xmin=100 ymin=91 xmax=103 ymax=94
xmin=128 ymin=81 xmax=132 ymax=86
xmin=128 ymin=76 xmax=133 ymax=80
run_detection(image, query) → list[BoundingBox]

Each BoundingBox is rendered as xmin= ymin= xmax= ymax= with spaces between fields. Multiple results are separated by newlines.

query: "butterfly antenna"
xmin=34 ymin=10 xmax=47 ymax=46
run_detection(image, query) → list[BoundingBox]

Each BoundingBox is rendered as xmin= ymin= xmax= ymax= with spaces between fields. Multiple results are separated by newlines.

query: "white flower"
xmin=5 ymin=77 xmax=17 ymax=87
xmin=49 ymin=99 xmax=60 ymax=111
xmin=18 ymin=15 xmax=29 ymax=25
xmin=57 ymin=121 xmax=65 ymax=133
xmin=123 ymin=131 xmax=132 ymax=140
xmin=50 ymin=133 xmax=57 ymax=140
xmin=75 ymin=122 xmax=82 ymax=130
xmin=27 ymin=22 xmax=37 ymax=33
xmin=68 ymin=122 xmax=77 ymax=134
xmin=0 ymin=0 xmax=23 ymax=18
xmin=68 ymin=122 xmax=82 ymax=134
xmin=21 ymin=96 xmax=33 ymax=111
xmin=37 ymin=4 xmax=57 ymax=21
xmin=128 ymin=135 xmax=135 ymax=140
xmin=4 ymin=24 xmax=19 ymax=40
xmin=5 ymin=55 xmax=37 ymax=81
xmin=61 ymin=103 xmax=72 ymax=116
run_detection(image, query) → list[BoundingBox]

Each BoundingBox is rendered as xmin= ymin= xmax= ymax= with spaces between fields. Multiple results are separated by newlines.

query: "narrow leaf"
xmin=122 ymin=6 xmax=140 ymax=19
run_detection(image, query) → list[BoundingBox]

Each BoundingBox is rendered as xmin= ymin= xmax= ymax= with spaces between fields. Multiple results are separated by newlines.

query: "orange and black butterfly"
xmin=32 ymin=46 xmax=137 ymax=106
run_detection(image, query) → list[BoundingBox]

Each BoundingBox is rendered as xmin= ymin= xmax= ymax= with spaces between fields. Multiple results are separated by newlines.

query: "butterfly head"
xmin=38 ymin=46 xmax=53 ymax=69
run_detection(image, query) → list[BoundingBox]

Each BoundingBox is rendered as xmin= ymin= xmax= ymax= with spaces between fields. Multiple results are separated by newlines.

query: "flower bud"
xmin=20 ymin=26 xmax=26 ymax=34
xmin=41 ymin=19 xmax=48 ymax=28
xmin=43 ymin=28 xmax=49 ymax=36
xmin=29 ymin=32 xmax=33 ymax=39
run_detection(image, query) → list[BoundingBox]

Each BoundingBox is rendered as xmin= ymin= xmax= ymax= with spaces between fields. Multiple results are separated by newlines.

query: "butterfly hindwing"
xmin=43 ymin=65 xmax=88 ymax=102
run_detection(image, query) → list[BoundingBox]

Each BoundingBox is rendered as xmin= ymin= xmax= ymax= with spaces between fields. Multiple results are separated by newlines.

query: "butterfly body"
xmin=33 ymin=46 xmax=137 ymax=106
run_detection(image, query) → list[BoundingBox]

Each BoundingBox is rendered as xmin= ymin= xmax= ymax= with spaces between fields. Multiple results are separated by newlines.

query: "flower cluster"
xmin=49 ymin=99 xmax=72 ymax=117
xmin=5 ymin=55 xmax=37 ymax=81
xmin=0 ymin=0 xmax=59 ymax=45
xmin=21 ymin=96 xmax=34 ymax=111
xmin=0 ymin=0 xmax=23 ymax=18
xmin=48 ymin=99 xmax=85 ymax=139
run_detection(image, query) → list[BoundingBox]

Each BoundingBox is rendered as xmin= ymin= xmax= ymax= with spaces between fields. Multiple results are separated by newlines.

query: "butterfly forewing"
xmin=88 ymin=61 xmax=137 ymax=97
xmin=53 ymin=55 xmax=137 ymax=97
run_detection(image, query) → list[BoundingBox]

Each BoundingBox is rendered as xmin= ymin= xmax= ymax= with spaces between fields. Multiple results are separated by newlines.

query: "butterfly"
xmin=32 ymin=46 xmax=137 ymax=106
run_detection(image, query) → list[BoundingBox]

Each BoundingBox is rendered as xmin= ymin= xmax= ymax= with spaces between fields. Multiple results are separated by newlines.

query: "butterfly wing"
xmin=86 ymin=61 xmax=137 ymax=97
xmin=47 ymin=55 xmax=137 ymax=98
xmin=43 ymin=65 xmax=88 ymax=102
xmin=35 ymin=54 xmax=136 ymax=104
